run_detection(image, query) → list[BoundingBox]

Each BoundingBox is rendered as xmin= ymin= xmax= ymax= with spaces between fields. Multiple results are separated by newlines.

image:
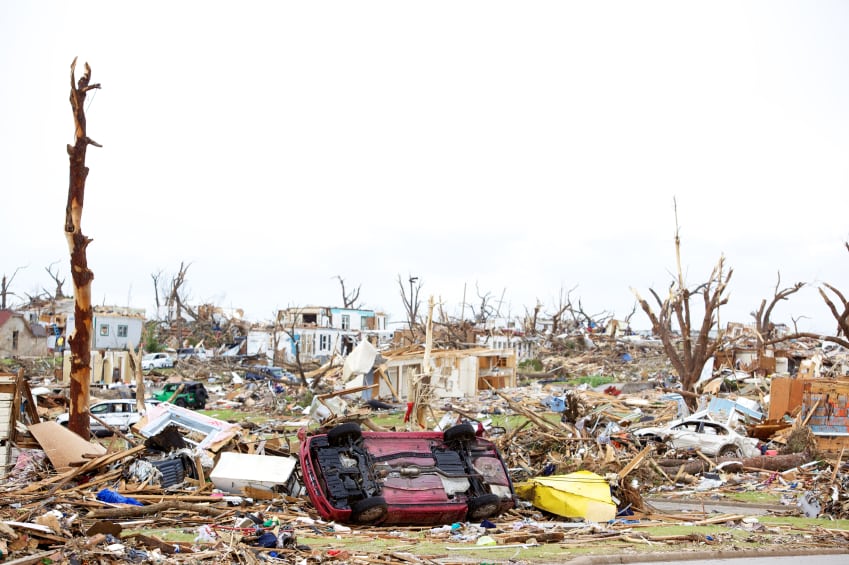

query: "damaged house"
xmin=476 ymin=327 xmax=538 ymax=362
xmin=0 ymin=310 xmax=48 ymax=357
xmin=60 ymin=306 xmax=145 ymax=386
xmin=273 ymin=306 xmax=388 ymax=365
xmin=14 ymin=296 xmax=75 ymax=353
xmin=379 ymin=345 xmax=517 ymax=399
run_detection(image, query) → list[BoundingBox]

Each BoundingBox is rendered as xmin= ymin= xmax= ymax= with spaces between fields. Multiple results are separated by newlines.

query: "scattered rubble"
xmin=1 ymin=333 xmax=849 ymax=563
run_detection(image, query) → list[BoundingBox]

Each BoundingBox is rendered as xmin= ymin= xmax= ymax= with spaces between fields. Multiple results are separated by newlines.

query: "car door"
xmin=106 ymin=402 xmax=127 ymax=430
xmin=119 ymin=401 xmax=138 ymax=430
xmin=667 ymin=421 xmax=703 ymax=452
xmin=89 ymin=402 xmax=113 ymax=432
xmin=698 ymin=422 xmax=730 ymax=455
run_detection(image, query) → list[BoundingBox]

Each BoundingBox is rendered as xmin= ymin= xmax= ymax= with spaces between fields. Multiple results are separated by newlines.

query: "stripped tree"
xmin=65 ymin=58 xmax=101 ymax=438
xmin=631 ymin=202 xmax=731 ymax=403
xmin=44 ymin=261 xmax=66 ymax=299
xmin=335 ymin=275 xmax=362 ymax=309
xmin=523 ymin=300 xmax=544 ymax=336
xmin=547 ymin=285 xmax=575 ymax=338
xmin=1 ymin=266 xmax=25 ymax=310
xmin=751 ymin=272 xmax=804 ymax=347
xmin=818 ymin=243 xmax=849 ymax=340
xmin=398 ymin=274 xmax=423 ymax=341
xmin=771 ymin=242 xmax=849 ymax=349
xmin=167 ymin=262 xmax=196 ymax=346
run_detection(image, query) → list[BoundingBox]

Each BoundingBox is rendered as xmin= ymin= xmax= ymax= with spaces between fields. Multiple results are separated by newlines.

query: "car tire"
xmin=174 ymin=398 xmax=188 ymax=408
xmin=719 ymin=445 xmax=743 ymax=458
xmin=642 ymin=435 xmax=668 ymax=455
xmin=351 ymin=497 xmax=388 ymax=524
xmin=443 ymin=423 xmax=476 ymax=443
xmin=467 ymin=494 xmax=502 ymax=521
xmin=328 ymin=422 xmax=362 ymax=446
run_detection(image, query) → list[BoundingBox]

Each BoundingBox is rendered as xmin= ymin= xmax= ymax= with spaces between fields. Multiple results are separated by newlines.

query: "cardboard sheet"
xmin=28 ymin=421 xmax=106 ymax=472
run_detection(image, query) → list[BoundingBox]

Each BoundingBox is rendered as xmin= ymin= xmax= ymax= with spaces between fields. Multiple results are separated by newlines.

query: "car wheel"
xmin=351 ymin=497 xmax=388 ymax=524
xmin=719 ymin=445 xmax=743 ymax=458
xmin=642 ymin=435 xmax=668 ymax=455
xmin=327 ymin=422 xmax=363 ymax=446
xmin=467 ymin=494 xmax=502 ymax=521
xmin=174 ymin=398 xmax=188 ymax=408
xmin=443 ymin=423 xmax=476 ymax=443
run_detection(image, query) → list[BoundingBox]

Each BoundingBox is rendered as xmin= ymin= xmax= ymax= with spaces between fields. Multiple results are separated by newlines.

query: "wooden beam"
xmin=618 ymin=445 xmax=651 ymax=479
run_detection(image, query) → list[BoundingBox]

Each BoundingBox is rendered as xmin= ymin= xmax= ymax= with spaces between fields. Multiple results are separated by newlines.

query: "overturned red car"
xmin=298 ymin=422 xmax=516 ymax=526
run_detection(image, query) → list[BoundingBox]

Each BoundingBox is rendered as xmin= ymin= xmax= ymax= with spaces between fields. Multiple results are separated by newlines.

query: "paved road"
xmin=636 ymin=555 xmax=847 ymax=565
xmin=565 ymin=550 xmax=849 ymax=565
xmin=646 ymin=497 xmax=785 ymax=515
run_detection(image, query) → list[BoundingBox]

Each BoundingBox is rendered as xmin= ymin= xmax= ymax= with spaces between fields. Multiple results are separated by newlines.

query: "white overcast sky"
xmin=1 ymin=1 xmax=848 ymax=333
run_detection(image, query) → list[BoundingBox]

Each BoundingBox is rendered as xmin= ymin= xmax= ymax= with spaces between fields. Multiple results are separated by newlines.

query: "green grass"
xmin=758 ymin=515 xmax=849 ymax=530
xmin=126 ymin=514 xmax=849 ymax=562
xmin=127 ymin=528 xmax=198 ymax=543
xmin=568 ymin=374 xmax=616 ymax=388
xmin=519 ymin=359 xmax=543 ymax=372
xmin=199 ymin=408 xmax=273 ymax=424
xmin=721 ymin=490 xmax=782 ymax=505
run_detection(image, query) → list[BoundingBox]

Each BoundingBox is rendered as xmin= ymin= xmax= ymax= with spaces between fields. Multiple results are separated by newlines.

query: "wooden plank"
xmin=375 ymin=365 xmax=399 ymax=401
xmin=18 ymin=369 xmax=41 ymax=426
xmin=0 ymin=549 xmax=60 ymax=565
xmin=618 ymin=445 xmax=651 ymax=479
xmin=830 ymin=447 xmax=845 ymax=484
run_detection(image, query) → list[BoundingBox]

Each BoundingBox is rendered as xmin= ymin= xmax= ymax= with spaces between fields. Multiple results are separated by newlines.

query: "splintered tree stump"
xmin=64 ymin=58 xmax=101 ymax=438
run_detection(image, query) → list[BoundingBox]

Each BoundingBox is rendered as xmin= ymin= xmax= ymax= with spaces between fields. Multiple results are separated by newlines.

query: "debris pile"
xmin=2 ymin=334 xmax=849 ymax=563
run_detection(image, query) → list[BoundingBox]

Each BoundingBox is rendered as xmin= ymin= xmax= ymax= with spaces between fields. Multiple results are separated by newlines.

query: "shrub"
xmin=519 ymin=358 xmax=543 ymax=372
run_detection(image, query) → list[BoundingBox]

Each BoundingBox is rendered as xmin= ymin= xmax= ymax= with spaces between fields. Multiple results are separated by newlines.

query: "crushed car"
xmin=631 ymin=416 xmax=761 ymax=458
xmin=298 ymin=421 xmax=516 ymax=526
xmin=243 ymin=365 xmax=299 ymax=384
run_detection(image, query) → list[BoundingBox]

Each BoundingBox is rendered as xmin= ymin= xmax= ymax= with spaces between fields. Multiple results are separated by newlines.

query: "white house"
xmin=273 ymin=306 xmax=388 ymax=364
xmin=63 ymin=306 xmax=146 ymax=385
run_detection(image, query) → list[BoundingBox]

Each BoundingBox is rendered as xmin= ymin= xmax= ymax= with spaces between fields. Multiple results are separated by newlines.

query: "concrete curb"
xmin=561 ymin=547 xmax=849 ymax=564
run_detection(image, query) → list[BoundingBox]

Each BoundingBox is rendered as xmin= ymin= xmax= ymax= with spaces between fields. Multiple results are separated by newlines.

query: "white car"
xmin=56 ymin=399 xmax=160 ymax=436
xmin=142 ymin=352 xmax=174 ymax=371
xmin=632 ymin=417 xmax=761 ymax=458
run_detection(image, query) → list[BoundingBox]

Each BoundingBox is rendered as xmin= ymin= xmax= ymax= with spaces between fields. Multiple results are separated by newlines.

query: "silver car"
xmin=56 ymin=399 xmax=160 ymax=436
xmin=142 ymin=352 xmax=174 ymax=371
xmin=632 ymin=417 xmax=760 ymax=458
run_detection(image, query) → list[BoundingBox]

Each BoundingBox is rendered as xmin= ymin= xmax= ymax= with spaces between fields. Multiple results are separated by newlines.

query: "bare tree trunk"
xmin=45 ymin=261 xmax=66 ymax=299
xmin=751 ymin=273 xmax=804 ymax=347
xmin=763 ymin=245 xmax=849 ymax=349
xmin=1 ymin=267 xmax=25 ymax=310
xmin=151 ymin=270 xmax=162 ymax=314
xmin=632 ymin=201 xmax=731 ymax=404
xmin=64 ymin=58 xmax=101 ymax=438
xmin=336 ymin=275 xmax=361 ymax=309
xmin=398 ymin=274 xmax=422 ymax=341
